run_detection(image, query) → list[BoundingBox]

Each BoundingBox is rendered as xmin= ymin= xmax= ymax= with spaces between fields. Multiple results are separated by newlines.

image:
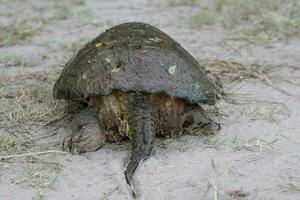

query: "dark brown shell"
xmin=53 ymin=22 xmax=217 ymax=104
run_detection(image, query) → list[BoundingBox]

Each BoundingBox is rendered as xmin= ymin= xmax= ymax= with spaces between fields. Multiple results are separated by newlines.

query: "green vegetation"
xmin=0 ymin=133 xmax=19 ymax=156
xmin=204 ymin=60 xmax=272 ymax=79
xmin=167 ymin=0 xmax=198 ymax=6
xmin=72 ymin=0 xmax=85 ymax=5
xmin=0 ymin=54 xmax=31 ymax=67
xmin=178 ymin=0 xmax=300 ymax=40
xmin=0 ymin=0 xmax=89 ymax=47
xmin=54 ymin=5 xmax=74 ymax=20
xmin=0 ymin=20 xmax=40 ymax=47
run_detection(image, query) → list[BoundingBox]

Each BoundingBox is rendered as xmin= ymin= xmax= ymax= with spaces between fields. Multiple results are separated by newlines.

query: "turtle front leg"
xmin=182 ymin=104 xmax=220 ymax=135
xmin=61 ymin=107 xmax=106 ymax=154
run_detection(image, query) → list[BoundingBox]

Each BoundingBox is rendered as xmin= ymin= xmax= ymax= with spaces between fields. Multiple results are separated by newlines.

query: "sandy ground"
xmin=1 ymin=0 xmax=300 ymax=200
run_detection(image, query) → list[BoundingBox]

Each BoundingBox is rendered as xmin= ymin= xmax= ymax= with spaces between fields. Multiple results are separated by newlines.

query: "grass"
xmin=202 ymin=135 xmax=229 ymax=149
xmin=72 ymin=0 xmax=85 ymax=5
xmin=0 ymin=6 xmax=68 ymax=190
xmin=203 ymin=59 xmax=298 ymax=97
xmin=205 ymin=60 xmax=271 ymax=79
xmin=209 ymin=105 xmax=231 ymax=117
xmin=0 ymin=127 xmax=60 ymax=158
xmin=0 ymin=128 xmax=62 ymax=198
xmin=0 ymin=0 xmax=297 ymax=198
xmin=242 ymin=104 xmax=287 ymax=122
xmin=0 ymin=20 xmax=40 ymax=47
xmin=280 ymin=176 xmax=300 ymax=193
xmin=184 ymin=0 xmax=300 ymax=41
xmin=15 ymin=160 xmax=61 ymax=198
xmin=0 ymin=161 xmax=13 ymax=177
xmin=0 ymin=71 xmax=64 ymax=129
xmin=204 ymin=160 xmax=250 ymax=199
xmin=202 ymin=134 xmax=280 ymax=153
xmin=0 ymin=0 xmax=89 ymax=47
xmin=54 ymin=4 xmax=74 ymax=20
xmin=0 ymin=54 xmax=32 ymax=67
xmin=0 ymin=133 xmax=19 ymax=156
xmin=167 ymin=0 xmax=199 ymax=6
xmin=232 ymin=137 xmax=279 ymax=153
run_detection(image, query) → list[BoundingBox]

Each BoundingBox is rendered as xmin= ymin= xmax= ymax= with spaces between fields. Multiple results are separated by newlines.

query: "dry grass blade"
xmin=226 ymin=189 xmax=249 ymax=198
xmin=210 ymin=159 xmax=220 ymax=200
xmin=207 ymin=59 xmax=300 ymax=98
xmin=0 ymin=150 xmax=67 ymax=160
xmin=259 ymin=74 xmax=296 ymax=97
xmin=0 ymin=72 xmax=64 ymax=129
xmin=101 ymin=186 xmax=120 ymax=200
xmin=280 ymin=176 xmax=300 ymax=193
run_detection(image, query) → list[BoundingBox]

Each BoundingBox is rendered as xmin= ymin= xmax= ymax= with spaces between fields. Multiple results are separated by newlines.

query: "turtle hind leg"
xmin=182 ymin=104 xmax=220 ymax=136
xmin=125 ymin=92 xmax=156 ymax=197
xmin=62 ymin=107 xmax=106 ymax=154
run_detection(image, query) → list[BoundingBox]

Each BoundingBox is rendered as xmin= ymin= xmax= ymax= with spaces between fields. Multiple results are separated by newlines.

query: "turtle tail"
xmin=125 ymin=92 xmax=156 ymax=197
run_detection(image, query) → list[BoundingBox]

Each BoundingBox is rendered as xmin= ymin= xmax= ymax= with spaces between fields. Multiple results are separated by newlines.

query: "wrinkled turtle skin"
xmin=53 ymin=22 xmax=222 ymax=197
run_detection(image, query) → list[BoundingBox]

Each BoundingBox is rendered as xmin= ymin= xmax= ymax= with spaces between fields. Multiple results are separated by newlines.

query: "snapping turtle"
xmin=53 ymin=22 xmax=222 ymax=196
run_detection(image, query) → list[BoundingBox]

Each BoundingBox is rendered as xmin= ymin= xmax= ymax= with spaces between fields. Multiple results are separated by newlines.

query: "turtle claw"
xmin=61 ymin=122 xmax=106 ymax=154
xmin=62 ymin=135 xmax=77 ymax=154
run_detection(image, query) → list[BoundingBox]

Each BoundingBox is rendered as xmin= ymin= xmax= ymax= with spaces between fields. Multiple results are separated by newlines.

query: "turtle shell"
xmin=53 ymin=22 xmax=217 ymax=105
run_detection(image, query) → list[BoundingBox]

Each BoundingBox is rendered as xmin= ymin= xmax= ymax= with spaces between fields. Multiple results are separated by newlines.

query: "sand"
xmin=0 ymin=0 xmax=299 ymax=199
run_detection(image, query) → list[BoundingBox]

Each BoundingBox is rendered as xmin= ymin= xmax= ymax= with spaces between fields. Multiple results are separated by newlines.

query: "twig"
xmin=0 ymin=150 xmax=67 ymax=160
xmin=35 ymin=128 xmax=59 ymax=140
xmin=260 ymin=75 xmax=298 ymax=98
xmin=43 ymin=114 xmax=66 ymax=126
xmin=279 ymin=134 xmax=298 ymax=144
xmin=101 ymin=186 xmax=119 ymax=200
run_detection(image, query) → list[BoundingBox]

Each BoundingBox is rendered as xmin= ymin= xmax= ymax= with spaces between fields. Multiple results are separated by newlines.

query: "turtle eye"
xmin=182 ymin=115 xmax=194 ymax=128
